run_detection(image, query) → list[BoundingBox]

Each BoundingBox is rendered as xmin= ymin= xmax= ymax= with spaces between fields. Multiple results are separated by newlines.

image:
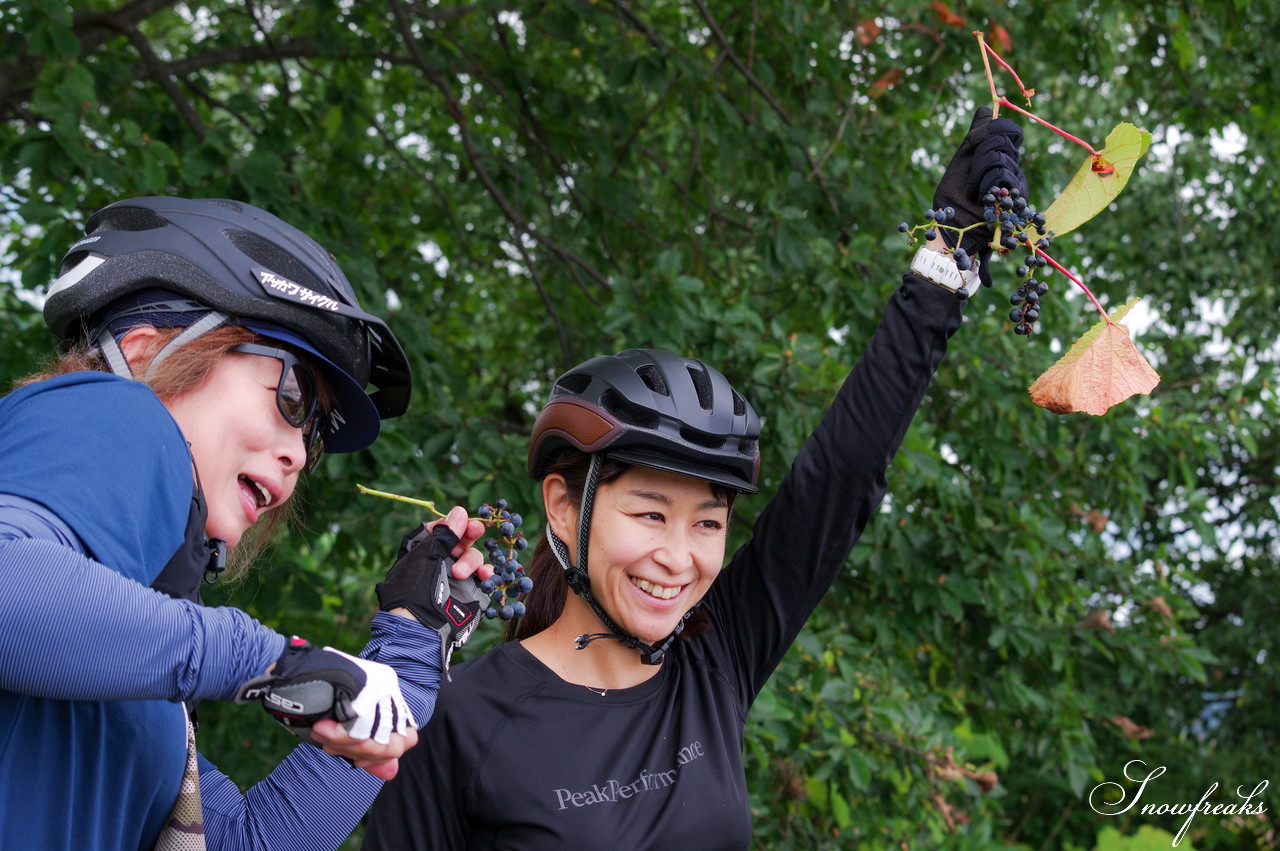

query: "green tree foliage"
xmin=2 ymin=2 xmax=1276 ymax=848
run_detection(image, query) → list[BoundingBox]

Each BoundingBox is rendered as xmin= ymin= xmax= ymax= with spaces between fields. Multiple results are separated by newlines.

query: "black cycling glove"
xmin=376 ymin=523 xmax=487 ymax=673
xmin=932 ymin=106 xmax=1027 ymax=288
xmin=236 ymin=636 xmax=413 ymax=744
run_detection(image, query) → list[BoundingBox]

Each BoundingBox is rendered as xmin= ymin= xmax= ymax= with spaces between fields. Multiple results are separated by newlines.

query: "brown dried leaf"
xmin=1071 ymin=504 xmax=1110 ymax=534
xmin=933 ymin=748 xmax=998 ymax=794
xmin=869 ymin=68 xmax=902 ymax=98
xmin=1078 ymin=610 xmax=1115 ymax=632
xmin=932 ymin=792 xmax=969 ymax=831
xmin=963 ymin=769 xmax=1000 ymax=794
xmin=1029 ymin=299 xmax=1160 ymax=415
xmin=930 ymin=1 xmax=965 ymax=27
xmin=932 ymin=747 xmax=964 ymax=782
xmin=856 ymin=18 xmax=881 ymax=46
xmin=1146 ymin=595 xmax=1174 ymax=620
xmin=1109 ymin=714 xmax=1156 ymax=740
xmin=988 ymin=24 xmax=1012 ymax=55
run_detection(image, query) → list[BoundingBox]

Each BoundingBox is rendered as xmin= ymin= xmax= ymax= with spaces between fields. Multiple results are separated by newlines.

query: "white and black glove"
xmin=236 ymin=636 xmax=414 ymax=745
xmin=376 ymin=523 xmax=487 ymax=673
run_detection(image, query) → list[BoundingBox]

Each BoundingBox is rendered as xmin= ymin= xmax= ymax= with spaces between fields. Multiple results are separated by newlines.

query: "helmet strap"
xmin=94 ymin=326 xmax=135 ymax=379
xmin=149 ymin=311 xmax=230 ymax=368
xmin=547 ymin=452 xmax=687 ymax=666
xmin=91 ymin=308 xmax=230 ymax=378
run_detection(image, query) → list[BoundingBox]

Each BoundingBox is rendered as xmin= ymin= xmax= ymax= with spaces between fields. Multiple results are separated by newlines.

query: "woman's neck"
xmin=521 ymin=601 xmax=662 ymax=692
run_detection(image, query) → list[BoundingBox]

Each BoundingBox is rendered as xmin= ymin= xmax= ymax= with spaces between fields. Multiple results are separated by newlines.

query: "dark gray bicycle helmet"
xmin=43 ymin=196 xmax=411 ymax=453
xmin=528 ymin=347 xmax=760 ymax=493
xmin=527 ymin=348 xmax=760 ymax=664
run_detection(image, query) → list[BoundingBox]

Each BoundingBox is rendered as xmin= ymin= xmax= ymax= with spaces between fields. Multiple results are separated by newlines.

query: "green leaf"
xmin=830 ymin=786 xmax=852 ymax=828
xmin=672 ymin=275 xmax=705 ymax=294
xmin=1042 ymin=123 xmax=1152 ymax=237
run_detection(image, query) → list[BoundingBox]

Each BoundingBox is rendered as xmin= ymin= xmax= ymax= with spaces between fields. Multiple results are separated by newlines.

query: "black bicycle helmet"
xmin=528 ymin=348 xmax=760 ymax=494
xmin=44 ymin=196 xmax=411 ymax=453
xmin=528 ymin=348 xmax=760 ymax=665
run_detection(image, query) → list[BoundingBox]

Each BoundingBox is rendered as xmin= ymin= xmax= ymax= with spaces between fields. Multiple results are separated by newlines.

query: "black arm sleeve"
xmin=704 ymin=275 xmax=965 ymax=705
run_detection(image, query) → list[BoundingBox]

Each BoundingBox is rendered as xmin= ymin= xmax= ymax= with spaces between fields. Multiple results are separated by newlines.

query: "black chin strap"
xmin=548 ymin=454 xmax=687 ymax=666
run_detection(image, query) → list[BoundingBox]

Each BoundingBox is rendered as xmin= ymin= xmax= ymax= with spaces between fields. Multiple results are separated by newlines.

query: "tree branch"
xmin=389 ymin=0 xmax=611 ymax=301
xmin=689 ymin=0 xmax=851 ymax=244
xmin=1 ymin=0 xmax=181 ymax=117
xmin=115 ymin=21 xmax=206 ymax=140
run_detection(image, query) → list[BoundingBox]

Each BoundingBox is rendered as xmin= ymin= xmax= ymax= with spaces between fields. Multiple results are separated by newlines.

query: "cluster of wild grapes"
xmin=898 ymin=185 xmax=1056 ymax=335
xmin=475 ymin=498 xmax=532 ymax=621
xmin=985 ymin=185 xmax=1053 ymax=336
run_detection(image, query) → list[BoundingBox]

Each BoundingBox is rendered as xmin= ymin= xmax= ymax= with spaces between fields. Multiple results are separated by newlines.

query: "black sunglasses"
xmin=232 ymin=342 xmax=328 ymax=474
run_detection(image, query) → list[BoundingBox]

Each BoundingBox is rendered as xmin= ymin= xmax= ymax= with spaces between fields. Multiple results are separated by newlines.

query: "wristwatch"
xmin=910 ymin=244 xmax=980 ymax=294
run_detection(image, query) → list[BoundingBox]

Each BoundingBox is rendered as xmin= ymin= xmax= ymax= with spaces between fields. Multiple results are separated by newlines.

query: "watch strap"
xmin=910 ymin=245 xmax=980 ymax=294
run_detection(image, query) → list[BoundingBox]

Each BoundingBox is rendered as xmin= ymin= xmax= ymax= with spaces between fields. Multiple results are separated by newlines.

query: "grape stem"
xmin=975 ymin=31 xmax=1000 ymax=117
xmin=972 ymin=33 xmax=1102 ymax=159
xmin=997 ymin=97 xmax=1101 ymax=157
xmin=974 ymin=31 xmax=1033 ymax=114
xmin=1034 ymin=247 xmax=1113 ymax=324
xmin=355 ymin=484 xmax=446 ymax=518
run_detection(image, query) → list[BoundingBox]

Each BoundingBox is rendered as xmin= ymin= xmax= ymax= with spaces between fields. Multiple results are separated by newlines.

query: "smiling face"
xmin=557 ymin=465 xmax=731 ymax=645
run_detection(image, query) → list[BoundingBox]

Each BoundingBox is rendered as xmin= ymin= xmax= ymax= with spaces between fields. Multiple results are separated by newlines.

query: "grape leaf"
xmin=1028 ymin=298 xmax=1160 ymax=415
xmin=1041 ymin=123 xmax=1151 ymax=238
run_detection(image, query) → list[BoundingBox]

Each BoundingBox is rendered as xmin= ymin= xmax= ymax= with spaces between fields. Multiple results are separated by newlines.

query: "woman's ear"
xmin=117 ymin=326 xmax=160 ymax=373
xmin=542 ymin=473 xmax=579 ymax=561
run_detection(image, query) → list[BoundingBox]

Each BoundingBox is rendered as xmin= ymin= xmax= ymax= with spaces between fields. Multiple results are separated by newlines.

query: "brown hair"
xmin=14 ymin=325 xmax=333 ymax=577
xmin=504 ymin=450 xmax=735 ymax=643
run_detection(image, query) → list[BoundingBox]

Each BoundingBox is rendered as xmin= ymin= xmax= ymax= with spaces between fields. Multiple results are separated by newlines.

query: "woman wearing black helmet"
xmin=363 ymin=109 xmax=1026 ymax=849
xmin=0 ymin=197 xmax=484 ymax=850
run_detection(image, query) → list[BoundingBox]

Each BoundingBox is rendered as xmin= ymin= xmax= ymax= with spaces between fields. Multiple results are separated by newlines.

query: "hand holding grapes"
xmin=376 ymin=506 xmax=492 ymax=672
xmin=894 ymin=34 xmax=1159 ymax=413
xmin=931 ymin=106 xmax=1027 ymax=288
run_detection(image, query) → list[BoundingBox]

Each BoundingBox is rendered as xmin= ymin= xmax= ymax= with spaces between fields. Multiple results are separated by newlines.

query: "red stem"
xmin=1036 ymin=247 xmax=1112 ymax=323
xmin=998 ymin=97 xmax=1100 ymax=157
xmin=978 ymin=39 xmax=1032 ymax=100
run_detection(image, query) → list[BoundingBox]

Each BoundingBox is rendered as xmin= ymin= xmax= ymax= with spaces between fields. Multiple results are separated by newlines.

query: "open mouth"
xmin=632 ymin=577 xmax=682 ymax=600
xmin=239 ymin=475 xmax=271 ymax=510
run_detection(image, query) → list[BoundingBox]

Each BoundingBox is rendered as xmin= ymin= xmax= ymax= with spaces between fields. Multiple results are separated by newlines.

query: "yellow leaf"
xmin=1029 ymin=298 xmax=1160 ymax=415
xmin=1042 ymin=123 xmax=1151 ymax=238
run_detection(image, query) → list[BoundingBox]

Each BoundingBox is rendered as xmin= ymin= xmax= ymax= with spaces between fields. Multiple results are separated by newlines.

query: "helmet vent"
xmin=601 ymin=389 xmax=658 ymax=429
xmin=732 ymin=390 xmax=746 ymax=417
xmin=680 ymin=426 xmax=726 ymax=450
xmin=687 ymin=365 xmax=713 ymax=411
xmin=90 ymin=207 xmax=168 ymax=233
xmin=226 ymin=230 xmax=325 ymax=293
xmin=636 ymin=365 xmax=669 ymax=396
xmin=739 ymin=438 xmax=757 ymax=455
xmin=553 ymin=372 xmax=593 ymax=395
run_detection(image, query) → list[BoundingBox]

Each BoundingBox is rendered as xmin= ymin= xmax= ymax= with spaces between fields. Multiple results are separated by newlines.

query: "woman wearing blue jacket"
xmin=0 ymin=197 xmax=482 ymax=850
